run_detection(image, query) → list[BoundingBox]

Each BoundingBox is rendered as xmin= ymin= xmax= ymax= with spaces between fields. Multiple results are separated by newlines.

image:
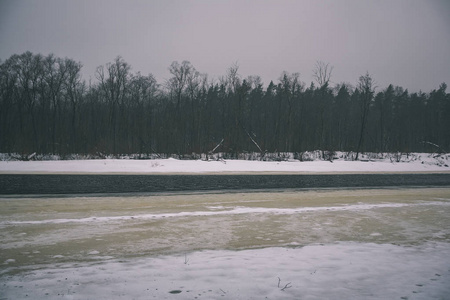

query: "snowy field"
xmin=0 ymin=152 xmax=449 ymax=174
xmin=1 ymin=188 xmax=450 ymax=299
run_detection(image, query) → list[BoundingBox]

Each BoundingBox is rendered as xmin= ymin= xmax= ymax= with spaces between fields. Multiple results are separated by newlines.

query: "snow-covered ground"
xmin=2 ymin=243 xmax=449 ymax=300
xmin=1 ymin=188 xmax=450 ymax=299
xmin=0 ymin=152 xmax=449 ymax=174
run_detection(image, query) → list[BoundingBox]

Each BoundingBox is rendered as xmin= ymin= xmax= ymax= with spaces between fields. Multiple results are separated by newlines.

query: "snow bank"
xmin=0 ymin=153 xmax=449 ymax=174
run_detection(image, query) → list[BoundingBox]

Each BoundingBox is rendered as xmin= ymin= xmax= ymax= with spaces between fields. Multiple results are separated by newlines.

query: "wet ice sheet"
xmin=1 ymin=188 xmax=450 ymax=258
xmin=3 ymin=202 xmax=437 ymax=225
xmin=1 ymin=188 xmax=450 ymax=299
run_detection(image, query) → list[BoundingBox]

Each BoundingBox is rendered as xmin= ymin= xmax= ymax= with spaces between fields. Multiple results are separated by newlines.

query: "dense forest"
xmin=0 ymin=52 xmax=449 ymax=159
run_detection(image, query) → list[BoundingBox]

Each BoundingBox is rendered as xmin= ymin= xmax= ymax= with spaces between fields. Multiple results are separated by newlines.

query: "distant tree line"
xmin=0 ymin=52 xmax=449 ymax=158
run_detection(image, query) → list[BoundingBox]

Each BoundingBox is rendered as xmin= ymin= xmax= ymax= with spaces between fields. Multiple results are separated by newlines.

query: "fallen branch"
xmin=281 ymin=282 xmax=292 ymax=291
xmin=277 ymin=277 xmax=292 ymax=291
xmin=422 ymin=141 xmax=447 ymax=154
xmin=209 ymin=138 xmax=224 ymax=154
xmin=244 ymin=129 xmax=263 ymax=153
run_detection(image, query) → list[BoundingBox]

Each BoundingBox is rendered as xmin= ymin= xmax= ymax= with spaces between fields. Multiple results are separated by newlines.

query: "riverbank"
xmin=0 ymin=154 xmax=449 ymax=174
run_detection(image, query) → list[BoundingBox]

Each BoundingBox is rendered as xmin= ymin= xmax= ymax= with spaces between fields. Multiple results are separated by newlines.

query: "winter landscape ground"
xmin=1 ymin=154 xmax=450 ymax=299
xmin=0 ymin=151 xmax=449 ymax=174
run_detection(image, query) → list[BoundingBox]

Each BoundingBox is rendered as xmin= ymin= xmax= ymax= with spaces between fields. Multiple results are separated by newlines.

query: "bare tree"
xmin=96 ymin=56 xmax=130 ymax=154
xmin=278 ymin=72 xmax=303 ymax=151
xmin=313 ymin=61 xmax=333 ymax=88
xmin=313 ymin=61 xmax=334 ymax=158
xmin=333 ymin=83 xmax=353 ymax=150
xmin=64 ymin=58 xmax=84 ymax=153
xmin=167 ymin=61 xmax=193 ymax=110
xmin=43 ymin=54 xmax=69 ymax=153
xmin=226 ymin=62 xmax=240 ymax=94
xmin=186 ymin=68 xmax=202 ymax=150
xmin=128 ymin=72 xmax=158 ymax=153
xmin=166 ymin=61 xmax=196 ymax=153
xmin=16 ymin=52 xmax=45 ymax=152
xmin=0 ymin=56 xmax=19 ymax=153
xmin=355 ymin=72 xmax=376 ymax=160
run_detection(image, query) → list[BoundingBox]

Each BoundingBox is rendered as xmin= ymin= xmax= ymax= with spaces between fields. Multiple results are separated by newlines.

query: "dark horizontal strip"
xmin=1 ymin=174 xmax=449 ymax=195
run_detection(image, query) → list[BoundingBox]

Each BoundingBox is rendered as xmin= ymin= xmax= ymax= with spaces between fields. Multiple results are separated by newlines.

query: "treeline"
xmin=0 ymin=52 xmax=449 ymax=158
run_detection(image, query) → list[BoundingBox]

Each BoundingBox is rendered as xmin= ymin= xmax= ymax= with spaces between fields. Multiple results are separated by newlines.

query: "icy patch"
xmin=206 ymin=205 xmax=227 ymax=210
xmin=4 ymin=201 xmax=448 ymax=225
xmin=4 ymin=259 xmax=15 ymax=264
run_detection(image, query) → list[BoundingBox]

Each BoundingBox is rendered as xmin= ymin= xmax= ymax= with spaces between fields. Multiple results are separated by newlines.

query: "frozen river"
xmin=1 ymin=187 xmax=450 ymax=299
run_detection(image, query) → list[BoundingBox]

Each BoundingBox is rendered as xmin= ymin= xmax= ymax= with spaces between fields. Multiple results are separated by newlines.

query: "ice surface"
xmin=1 ymin=188 xmax=450 ymax=299
xmin=4 ymin=201 xmax=447 ymax=225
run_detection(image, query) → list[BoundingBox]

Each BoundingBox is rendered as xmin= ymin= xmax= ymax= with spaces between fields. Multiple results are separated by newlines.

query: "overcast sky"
xmin=1 ymin=0 xmax=449 ymax=92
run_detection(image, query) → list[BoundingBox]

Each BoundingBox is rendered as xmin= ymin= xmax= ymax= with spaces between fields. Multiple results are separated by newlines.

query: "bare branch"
xmin=245 ymin=129 xmax=263 ymax=153
xmin=278 ymin=277 xmax=292 ymax=291
xmin=281 ymin=282 xmax=292 ymax=291
xmin=227 ymin=62 xmax=240 ymax=93
xmin=313 ymin=61 xmax=333 ymax=87
xmin=210 ymin=138 xmax=224 ymax=154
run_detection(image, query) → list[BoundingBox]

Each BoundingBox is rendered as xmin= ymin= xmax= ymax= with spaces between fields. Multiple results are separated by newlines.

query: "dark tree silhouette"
xmin=0 ymin=52 xmax=448 ymax=158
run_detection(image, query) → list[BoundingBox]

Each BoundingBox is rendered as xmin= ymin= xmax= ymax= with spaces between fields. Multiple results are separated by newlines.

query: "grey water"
xmin=1 ymin=173 xmax=450 ymax=195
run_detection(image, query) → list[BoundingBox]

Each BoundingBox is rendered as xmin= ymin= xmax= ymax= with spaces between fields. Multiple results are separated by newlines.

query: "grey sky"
xmin=1 ymin=0 xmax=449 ymax=92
